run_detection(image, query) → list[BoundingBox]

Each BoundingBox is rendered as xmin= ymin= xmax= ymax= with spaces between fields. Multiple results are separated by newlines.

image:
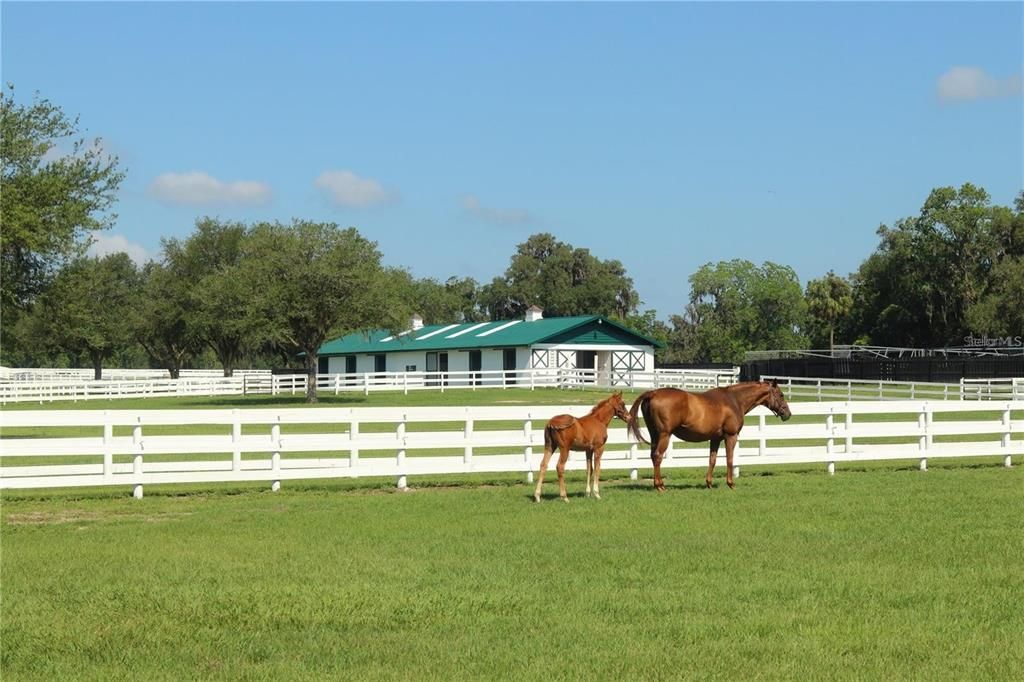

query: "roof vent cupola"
xmin=525 ymin=305 xmax=544 ymax=323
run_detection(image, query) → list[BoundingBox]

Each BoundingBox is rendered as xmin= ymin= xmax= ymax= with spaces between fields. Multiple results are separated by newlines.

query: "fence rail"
xmin=761 ymin=375 xmax=1024 ymax=401
xmin=1 ymin=367 xmax=740 ymax=404
xmin=2 ymin=400 xmax=1019 ymax=496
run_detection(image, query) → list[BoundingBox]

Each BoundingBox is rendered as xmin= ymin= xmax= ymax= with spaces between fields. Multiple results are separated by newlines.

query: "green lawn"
xmin=2 ymin=389 xmax=1023 ymax=678
xmin=2 ymin=462 xmax=1022 ymax=680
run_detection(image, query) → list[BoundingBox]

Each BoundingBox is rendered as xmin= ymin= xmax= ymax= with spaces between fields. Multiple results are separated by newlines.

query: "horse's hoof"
xmin=727 ymin=482 xmax=735 ymax=490
xmin=594 ymin=494 xmax=601 ymax=500
xmin=533 ymin=494 xmax=541 ymax=503
xmin=560 ymin=497 xmax=569 ymax=503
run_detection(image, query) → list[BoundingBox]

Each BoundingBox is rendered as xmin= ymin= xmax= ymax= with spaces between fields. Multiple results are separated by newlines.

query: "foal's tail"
xmin=628 ymin=391 xmax=654 ymax=445
xmin=544 ymin=415 xmax=576 ymax=450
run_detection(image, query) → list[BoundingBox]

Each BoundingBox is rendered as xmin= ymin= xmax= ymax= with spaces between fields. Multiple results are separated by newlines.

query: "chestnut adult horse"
xmin=627 ymin=380 xmax=792 ymax=491
xmin=533 ymin=392 xmax=631 ymax=503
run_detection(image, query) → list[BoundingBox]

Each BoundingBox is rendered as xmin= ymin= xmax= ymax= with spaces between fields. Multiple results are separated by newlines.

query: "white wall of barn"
xmin=323 ymin=345 xmax=655 ymax=375
xmin=324 ymin=349 xmax=514 ymax=374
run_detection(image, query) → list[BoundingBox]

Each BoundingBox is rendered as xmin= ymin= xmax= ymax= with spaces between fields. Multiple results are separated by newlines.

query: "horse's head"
xmin=609 ymin=391 xmax=631 ymax=423
xmin=765 ymin=380 xmax=792 ymax=421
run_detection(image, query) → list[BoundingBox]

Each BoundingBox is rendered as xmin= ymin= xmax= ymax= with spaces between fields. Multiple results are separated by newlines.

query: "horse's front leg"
xmin=585 ymin=449 xmax=594 ymax=498
xmin=724 ymin=434 xmax=738 ymax=489
xmin=556 ymin=446 xmax=571 ymax=502
xmin=706 ymin=438 xmax=721 ymax=488
xmin=592 ymin=445 xmax=604 ymax=500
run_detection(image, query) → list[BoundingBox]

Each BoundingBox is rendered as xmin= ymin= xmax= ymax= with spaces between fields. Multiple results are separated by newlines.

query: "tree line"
xmin=4 ymin=86 xmax=1023 ymax=399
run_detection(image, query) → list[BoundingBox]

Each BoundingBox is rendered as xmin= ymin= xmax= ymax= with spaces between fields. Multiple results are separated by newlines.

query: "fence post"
xmin=270 ymin=417 xmax=282 ymax=492
xmin=758 ymin=413 xmax=766 ymax=457
xmin=524 ymin=417 xmax=534 ymax=483
xmin=917 ymin=403 xmax=930 ymax=471
xmin=396 ymin=415 xmax=407 ymax=489
xmin=364 ymin=373 xmax=370 ymax=396
xmin=343 ymin=414 xmax=359 ymax=475
xmin=826 ymin=408 xmax=834 ymax=454
xmin=131 ymin=417 xmax=144 ymax=498
xmin=103 ymin=411 xmax=113 ymax=482
xmin=232 ymin=409 xmax=242 ymax=473
xmin=845 ymin=405 xmax=853 ymax=454
xmin=630 ymin=442 xmax=639 ymax=481
xmin=816 ymin=379 xmax=822 ymax=402
xmin=1003 ymin=405 xmax=1013 ymax=468
xmin=464 ymin=409 xmax=473 ymax=467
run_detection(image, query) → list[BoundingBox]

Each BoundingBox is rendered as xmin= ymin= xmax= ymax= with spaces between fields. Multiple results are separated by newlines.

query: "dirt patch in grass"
xmin=5 ymin=509 xmax=195 ymax=526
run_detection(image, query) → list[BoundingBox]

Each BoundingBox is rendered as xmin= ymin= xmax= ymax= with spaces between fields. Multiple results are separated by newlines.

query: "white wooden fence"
xmin=762 ymin=376 xmax=1024 ymax=401
xmin=2 ymin=400 xmax=1019 ymax=496
xmin=0 ymin=367 xmax=740 ymax=404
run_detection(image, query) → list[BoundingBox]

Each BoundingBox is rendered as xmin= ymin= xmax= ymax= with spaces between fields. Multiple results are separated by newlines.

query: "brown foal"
xmin=533 ymin=392 xmax=631 ymax=503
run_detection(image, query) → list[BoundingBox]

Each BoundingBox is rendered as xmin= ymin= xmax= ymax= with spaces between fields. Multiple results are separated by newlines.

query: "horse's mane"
xmin=589 ymin=393 xmax=620 ymax=415
xmin=723 ymin=381 xmax=771 ymax=392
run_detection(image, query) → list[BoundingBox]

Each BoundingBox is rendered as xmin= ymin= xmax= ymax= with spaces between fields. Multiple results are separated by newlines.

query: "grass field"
xmin=2 ymin=389 xmax=1023 ymax=679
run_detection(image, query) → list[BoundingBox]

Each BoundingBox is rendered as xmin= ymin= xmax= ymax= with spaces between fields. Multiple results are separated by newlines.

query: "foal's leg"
xmin=724 ymin=434 xmax=738 ymax=489
xmin=585 ymin=449 xmax=594 ymax=498
xmin=533 ymin=446 xmax=555 ymax=503
xmin=556 ymin=445 xmax=571 ymax=502
xmin=592 ymin=445 xmax=604 ymax=500
xmin=706 ymin=438 xmax=721 ymax=488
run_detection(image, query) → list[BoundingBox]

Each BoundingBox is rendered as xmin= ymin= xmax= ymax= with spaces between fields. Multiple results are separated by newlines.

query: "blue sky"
xmin=3 ymin=1 xmax=1021 ymax=321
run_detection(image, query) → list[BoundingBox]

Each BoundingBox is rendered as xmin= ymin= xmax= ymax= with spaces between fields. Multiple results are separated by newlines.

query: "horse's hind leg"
xmin=650 ymin=432 xmax=670 ymax=492
xmin=556 ymin=446 xmax=571 ymax=502
xmin=533 ymin=446 xmax=555 ymax=503
xmin=706 ymin=438 xmax=721 ymax=488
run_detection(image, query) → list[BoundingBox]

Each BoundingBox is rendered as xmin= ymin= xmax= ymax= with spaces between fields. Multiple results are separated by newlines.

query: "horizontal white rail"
xmin=1 ymin=367 xmax=740 ymax=403
xmin=762 ymin=375 xmax=1024 ymax=401
xmin=1 ymin=400 xmax=1019 ymax=495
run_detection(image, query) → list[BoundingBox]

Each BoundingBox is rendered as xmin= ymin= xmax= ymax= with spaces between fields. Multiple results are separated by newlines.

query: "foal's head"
xmin=764 ymin=380 xmax=792 ymax=421
xmin=605 ymin=391 xmax=631 ymax=423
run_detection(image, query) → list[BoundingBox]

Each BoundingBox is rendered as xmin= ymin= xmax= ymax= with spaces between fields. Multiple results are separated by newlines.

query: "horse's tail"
xmin=628 ymin=391 xmax=654 ymax=444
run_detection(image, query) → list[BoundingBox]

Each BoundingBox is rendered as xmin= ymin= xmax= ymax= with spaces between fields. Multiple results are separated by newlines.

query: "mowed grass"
xmin=2 ymin=462 xmax=1023 ymax=680
xmin=3 ymin=388 xmax=1023 ymax=679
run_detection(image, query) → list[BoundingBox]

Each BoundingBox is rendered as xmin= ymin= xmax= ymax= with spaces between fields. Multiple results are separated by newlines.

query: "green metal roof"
xmin=319 ymin=316 xmax=663 ymax=355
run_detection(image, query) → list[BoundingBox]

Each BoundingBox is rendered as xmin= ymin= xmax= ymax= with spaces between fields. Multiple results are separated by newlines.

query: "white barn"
xmin=317 ymin=307 xmax=661 ymax=383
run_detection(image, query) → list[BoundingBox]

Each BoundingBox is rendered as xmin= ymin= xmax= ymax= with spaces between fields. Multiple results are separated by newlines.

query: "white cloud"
xmin=937 ymin=66 xmax=1022 ymax=102
xmin=87 ymin=233 xmax=152 ymax=266
xmin=461 ymin=194 xmax=533 ymax=225
xmin=314 ymin=169 xmax=395 ymax=207
xmin=148 ymin=171 xmax=272 ymax=206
